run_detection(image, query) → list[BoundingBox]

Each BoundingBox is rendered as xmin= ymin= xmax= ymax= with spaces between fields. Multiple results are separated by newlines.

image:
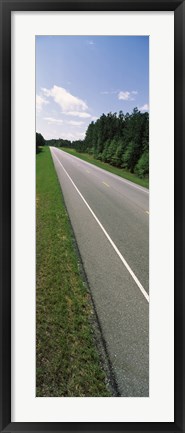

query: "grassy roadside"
xmin=36 ymin=147 xmax=110 ymax=397
xmin=60 ymin=148 xmax=149 ymax=189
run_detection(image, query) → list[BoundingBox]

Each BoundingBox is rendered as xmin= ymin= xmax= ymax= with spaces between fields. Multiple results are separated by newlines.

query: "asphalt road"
xmin=50 ymin=147 xmax=149 ymax=397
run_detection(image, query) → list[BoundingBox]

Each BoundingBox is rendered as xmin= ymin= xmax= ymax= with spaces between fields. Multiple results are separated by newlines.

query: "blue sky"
xmin=36 ymin=36 xmax=149 ymax=141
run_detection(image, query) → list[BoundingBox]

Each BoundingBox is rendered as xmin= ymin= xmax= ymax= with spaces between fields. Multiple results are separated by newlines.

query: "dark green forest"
xmin=36 ymin=132 xmax=45 ymax=153
xmin=73 ymin=108 xmax=149 ymax=178
xmin=37 ymin=107 xmax=149 ymax=179
xmin=45 ymin=138 xmax=72 ymax=148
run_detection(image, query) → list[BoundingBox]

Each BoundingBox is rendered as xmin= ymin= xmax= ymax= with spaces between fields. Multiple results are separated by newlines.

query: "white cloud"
xmin=139 ymin=103 xmax=149 ymax=111
xmin=87 ymin=40 xmax=94 ymax=46
xmin=78 ymin=132 xmax=86 ymax=138
xmin=62 ymin=131 xmax=86 ymax=141
xmin=118 ymin=90 xmax=138 ymax=101
xmin=42 ymin=85 xmax=88 ymax=112
xmin=63 ymin=111 xmax=92 ymax=118
xmin=44 ymin=117 xmax=63 ymax=124
xmin=118 ymin=91 xmax=130 ymax=101
xmin=36 ymin=94 xmax=49 ymax=113
xmin=66 ymin=120 xmax=84 ymax=126
xmin=42 ymin=131 xmax=58 ymax=140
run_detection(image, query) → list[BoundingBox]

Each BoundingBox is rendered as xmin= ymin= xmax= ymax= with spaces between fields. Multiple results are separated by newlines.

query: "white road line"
xmin=51 ymin=149 xmax=149 ymax=303
xmin=146 ymin=211 xmax=149 ymax=215
xmin=103 ymin=181 xmax=110 ymax=187
xmin=54 ymin=148 xmax=149 ymax=194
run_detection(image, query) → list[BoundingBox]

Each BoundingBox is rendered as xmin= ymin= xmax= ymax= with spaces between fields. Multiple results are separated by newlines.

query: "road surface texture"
xmin=50 ymin=147 xmax=149 ymax=397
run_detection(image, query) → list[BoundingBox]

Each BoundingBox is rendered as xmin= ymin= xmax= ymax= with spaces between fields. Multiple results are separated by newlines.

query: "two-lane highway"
xmin=50 ymin=147 xmax=149 ymax=396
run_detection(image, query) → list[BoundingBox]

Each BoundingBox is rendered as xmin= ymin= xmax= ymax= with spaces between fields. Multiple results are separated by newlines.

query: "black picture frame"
xmin=0 ymin=0 xmax=184 ymax=432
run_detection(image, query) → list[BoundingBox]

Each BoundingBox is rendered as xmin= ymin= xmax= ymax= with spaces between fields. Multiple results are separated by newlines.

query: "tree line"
xmin=45 ymin=138 xmax=73 ymax=148
xmin=36 ymin=107 xmax=149 ymax=178
xmin=36 ymin=133 xmax=72 ymax=153
xmin=72 ymin=108 xmax=149 ymax=178
xmin=36 ymin=132 xmax=45 ymax=153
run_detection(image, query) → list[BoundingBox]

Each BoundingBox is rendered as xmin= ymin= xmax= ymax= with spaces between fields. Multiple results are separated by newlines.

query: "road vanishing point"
xmin=50 ymin=147 xmax=149 ymax=397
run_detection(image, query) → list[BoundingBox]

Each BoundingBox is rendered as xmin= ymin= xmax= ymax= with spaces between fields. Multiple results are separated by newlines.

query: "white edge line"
xmin=54 ymin=147 xmax=149 ymax=194
xmin=51 ymin=148 xmax=149 ymax=303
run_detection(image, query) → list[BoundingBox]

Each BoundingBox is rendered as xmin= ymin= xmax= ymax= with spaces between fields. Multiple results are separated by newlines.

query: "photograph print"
xmin=36 ymin=35 xmax=149 ymax=397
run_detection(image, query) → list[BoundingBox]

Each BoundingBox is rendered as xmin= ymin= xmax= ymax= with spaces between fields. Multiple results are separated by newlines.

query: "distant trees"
xmin=36 ymin=132 xmax=45 ymax=153
xmin=45 ymin=138 xmax=73 ymax=148
xmin=72 ymin=108 xmax=149 ymax=178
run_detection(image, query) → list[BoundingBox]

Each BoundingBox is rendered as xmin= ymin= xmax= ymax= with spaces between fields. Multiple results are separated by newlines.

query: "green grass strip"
xmin=36 ymin=147 xmax=110 ymax=397
xmin=60 ymin=147 xmax=149 ymax=189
